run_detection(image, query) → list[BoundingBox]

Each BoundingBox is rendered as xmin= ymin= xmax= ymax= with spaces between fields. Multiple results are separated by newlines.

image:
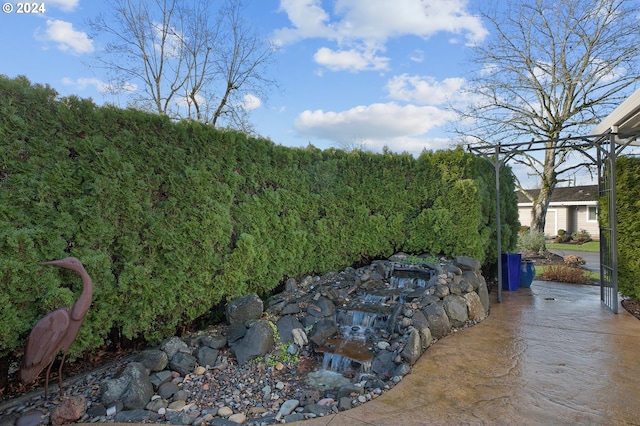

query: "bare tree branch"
xmin=87 ymin=0 xmax=277 ymax=130
xmin=456 ymin=0 xmax=640 ymax=233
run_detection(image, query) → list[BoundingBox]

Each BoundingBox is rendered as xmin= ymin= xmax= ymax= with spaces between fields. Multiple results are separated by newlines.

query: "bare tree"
xmin=88 ymin=0 xmax=277 ymax=130
xmin=458 ymin=0 xmax=640 ymax=233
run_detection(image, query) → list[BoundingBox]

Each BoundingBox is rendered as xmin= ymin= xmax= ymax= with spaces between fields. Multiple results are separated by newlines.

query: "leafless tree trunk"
xmin=88 ymin=0 xmax=277 ymax=130
xmin=457 ymin=0 xmax=640 ymax=233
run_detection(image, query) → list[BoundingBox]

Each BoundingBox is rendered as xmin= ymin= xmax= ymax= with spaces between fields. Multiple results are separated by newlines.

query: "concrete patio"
xmin=297 ymin=280 xmax=640 ymax=425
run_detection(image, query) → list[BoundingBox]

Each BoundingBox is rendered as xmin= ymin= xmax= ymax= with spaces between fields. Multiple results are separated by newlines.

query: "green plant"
xmin=517 ymin=231 xmax=546 ymax=254
xmin=403 ymin=255 xmax=440 ymax=264
xmin=557 ymin=229 xmax=566 ymax=236
xmin=263 ymin=321 xmax=299 ymax=367
xmin=572 ymin=229 xmax=592 ymax=244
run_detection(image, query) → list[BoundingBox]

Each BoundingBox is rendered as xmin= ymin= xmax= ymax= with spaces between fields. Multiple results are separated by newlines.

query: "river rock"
xmin=423 ymin=301 xmax=451 ymax=339
xmin=231 ymin=320 xmax=275 ymax=364
xmin=161 ymin=336 xmax=190 ymax=360
xmin=100 ymin=362 xmax=154 ymax=410
xmin=196 ymin=346 xmax=219 ymax=368
xmin=443 ymin=294 xmax=469 ymax=327
xmin=135 ymin=349 xmax=169 ymax=372
xmin=170 ymin=352 xmax=197 ymax=376
xmin=276 ymin=315 xmax=304 ymax=344
xmin=50 ymin=395 xmax=86 ymax=426
xmin=464 ymin=291 xmax=486 ymax=321
xmin=226 ymin=293 xmax=263 ymax=325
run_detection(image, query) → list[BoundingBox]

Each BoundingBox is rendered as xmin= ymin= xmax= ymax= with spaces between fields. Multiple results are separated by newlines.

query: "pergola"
xmin=470 ymin=88 xmax=640 ymax=313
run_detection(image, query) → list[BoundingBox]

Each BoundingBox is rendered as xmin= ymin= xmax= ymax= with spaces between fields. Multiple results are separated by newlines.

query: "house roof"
xmin=517 ymin=185 xmax=598 ymax=204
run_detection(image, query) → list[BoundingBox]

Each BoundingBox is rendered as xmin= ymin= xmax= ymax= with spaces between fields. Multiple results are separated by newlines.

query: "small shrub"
xmin=541 ymin=265 xmax=590 ymax=284
xmin=554 ymin=234 xmax=572 ymax=244
xmin=564 ymin=255 xmax=585 ymax=266
xmin=517 ymin=231 xmax=546 ymax=254
xmin=572 ymin=229 xmax=592 ymax=244
xmin=557 ymin=229 xmax=566 ymax=236
xmin=519 ymin=225 xmax=530 ymax=235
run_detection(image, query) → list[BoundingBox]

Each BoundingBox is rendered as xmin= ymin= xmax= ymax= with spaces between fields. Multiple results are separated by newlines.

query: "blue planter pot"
xmin=519 ymin=260 xmax=535 ymax=288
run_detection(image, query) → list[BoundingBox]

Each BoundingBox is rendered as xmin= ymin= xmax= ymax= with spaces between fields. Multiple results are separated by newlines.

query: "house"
xmin=517 ymin=185 xmax=599 ymax=239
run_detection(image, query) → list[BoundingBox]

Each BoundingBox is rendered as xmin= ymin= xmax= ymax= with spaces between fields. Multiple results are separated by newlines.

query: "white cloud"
xmin=386 ymin=74 xmax=466 ymax=105
xmin=242 ymin=94 xmax=262 ymax=111
xmin=37 ymin=20 xmax=94 ymax=55
xmin=46 ymin=0 xmax=79 ymax=12
xmin=274 ymin=0 xmax=487 ymax=72
xmin=313 ymin=47 xmax=389 ymax=72
xmin=294 ymin=102 xmax=456 ymax=154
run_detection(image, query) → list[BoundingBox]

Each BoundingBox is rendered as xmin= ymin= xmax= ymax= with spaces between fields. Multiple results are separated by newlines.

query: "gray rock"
xmin=454 ymin=256 xmax=481 ymax=272
xmin=166 ymin=411 xmax=193 ymax=425
xmin=226 ymin=322 xmax=247 ymax=345
xmin=443 ymin=294 xmax=469 ymax=327
xmin=435 ymin=284 xmax=450 ymax=298
xmin=464 ymin=291 xmax=486 ymax=321
xmin=476 ymin=277 xmax=490 ymax=315
xmin=225 ymin=293 xmax=263 ymax=325
xmin=275 ymin=399 xmax=300 ymax=421
xmin=276 ymin=315 xmax=304 ymax=343
xmin=114 ymin=409 xmax=153 ymax=423
xmin=149 ymin=370 xmax=172 ymax=390
xmin=371 ymin=350 xmax=396 ymax=378
xmin=231 ymin=320 xmax=275 ymax=365
xmin=196 ymin=346 xmax=219 ymax=368
xmin=400 ymin=328 xmax=422 ymax=365
xmin=198 ymin=334 xmax=227 ymax=349
xmin=158 ymin=382 xmax=179 ymax=399
xmin=443 ymin=263 xmax=462 ymax=275
xmin=338 ymin=396 xmax=352 ymax=411
xmin=170 ymin=352 xmax=197 ymax=376
xmin=462 ymin=270 xmax=481 ymax=290
xmin=161 ymin=337 xmax=190 ymax=360
xmin=100 ymin=362 xmax=154 ymax=410
xmin=16 ymin=411 xmax=46 ymax=426
xmin=423 ymin=301 xmax=451 ymax=339
xmin=135 ymin=349 xmax=168 ymax=372
xmin=281 ymin=303 xmax=301 ymax=314
xmin=308 ymin=319 xmax=337 ymax=345
xmin=302 ymin=403 xmax=333 ymax=416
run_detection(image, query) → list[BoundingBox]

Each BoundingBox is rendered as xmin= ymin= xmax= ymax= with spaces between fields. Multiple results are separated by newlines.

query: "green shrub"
xmin=541 ymin=265 xmax=590 ymax=284
xmin=572 ymin=229 xmax=592 ymax=244
xmin=517 ymin=231 xmax=546 ymax=254
xmin=0 ymin=75 xmax=519 ymax=361
xmin=557 ymin=229 xmax=566 ymax=236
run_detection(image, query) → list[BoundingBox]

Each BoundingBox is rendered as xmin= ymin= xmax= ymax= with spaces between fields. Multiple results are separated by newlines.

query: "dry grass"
xmin=540 ymin=264 xmax=591 ymax=284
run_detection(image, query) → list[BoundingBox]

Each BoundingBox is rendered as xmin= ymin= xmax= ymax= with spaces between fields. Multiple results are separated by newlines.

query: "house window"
xmin=587 ymin=206 xmax=598 ymax=222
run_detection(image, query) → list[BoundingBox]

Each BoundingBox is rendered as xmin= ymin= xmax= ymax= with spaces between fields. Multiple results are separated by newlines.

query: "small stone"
xmin=275 ymin=362 xmax=285 ymax=370
xmin=217 ymin=406 xmax=233 ymax=417
xmin=229 ymin=413 xmax=247 ymax=423
xmin=194 ymin=366 xmax=206 ymax=375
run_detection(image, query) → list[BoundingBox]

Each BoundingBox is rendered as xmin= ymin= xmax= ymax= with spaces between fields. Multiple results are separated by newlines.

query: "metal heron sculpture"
xmin=20 ymin=257 xmax=93 ymax=398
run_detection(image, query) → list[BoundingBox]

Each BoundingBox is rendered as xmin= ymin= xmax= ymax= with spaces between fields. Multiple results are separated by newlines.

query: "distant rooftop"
xmin=517 ymin=185 xmax=598 ymax=204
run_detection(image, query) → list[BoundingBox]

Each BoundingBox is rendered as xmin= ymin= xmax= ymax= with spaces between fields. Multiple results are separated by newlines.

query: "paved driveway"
xmin=548 ymin=248 xmax=600 ymax=272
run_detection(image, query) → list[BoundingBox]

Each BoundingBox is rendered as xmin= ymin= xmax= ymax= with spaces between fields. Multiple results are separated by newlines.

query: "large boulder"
xmin=100 ymin=362 xmax=154 ymax=410
xmin=443 ymin=295 xmax=469 ymax=328
xmin=231 ymin=320 xmax=275 ymax=365
xmin=423 ymin=301 xmax=451 ymax=339
xmin=226 ymin=293 xmax=264 ymax=325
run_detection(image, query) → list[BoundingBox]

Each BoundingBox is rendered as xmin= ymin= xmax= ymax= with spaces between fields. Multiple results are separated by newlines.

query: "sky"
xmin=0 ymin=0 xmax=625 ymax=186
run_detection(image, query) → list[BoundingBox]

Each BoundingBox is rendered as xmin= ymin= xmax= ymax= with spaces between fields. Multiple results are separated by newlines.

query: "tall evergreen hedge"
xmin=0 ymin=75 xmax=519 ymax=360
xmin=613 ymin=156 xmax=640 ymax=300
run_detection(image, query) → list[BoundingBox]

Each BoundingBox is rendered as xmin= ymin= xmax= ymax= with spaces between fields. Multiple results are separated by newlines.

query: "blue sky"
xmin=0 ymin=0 xmax=487 ymax=156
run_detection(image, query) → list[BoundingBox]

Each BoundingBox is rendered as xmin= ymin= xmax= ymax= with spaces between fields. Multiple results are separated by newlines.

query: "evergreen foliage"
xmin=0 ymin=75 xmax=519 ymax=359
xmin=612 ymin=157 xmax=640 ymax=300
